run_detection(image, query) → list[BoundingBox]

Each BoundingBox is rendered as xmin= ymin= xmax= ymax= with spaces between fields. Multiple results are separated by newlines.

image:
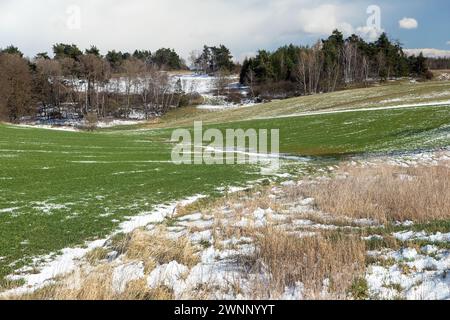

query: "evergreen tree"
xmin=133 ymin=50 xmax=152 ymax=64
xmin=105 ymin=50 xmax=124 ymax=71
xmin=196 ymin=45 xmax=234 ymax=73
xmin=35 ymin=52 xmax=50 ymax=60
xmin=212 ymin=45 xmax=235 ymax=72
xmin=1 ymin=45 xmax=23 ymax=57
xmin=239 ymin=29 xmax=429 ymax=94
xmin=85 ymin=45 xmax=101 ymax=57
xmin=409 ymin=52 xmax=428 ymax=76
xmin=152 ymin=48 xmax=185 ymax=70
xmin=53 ymin=43 xmax=82 ymax=60
xmin=322 ymin=30 xmax=345 ymax=91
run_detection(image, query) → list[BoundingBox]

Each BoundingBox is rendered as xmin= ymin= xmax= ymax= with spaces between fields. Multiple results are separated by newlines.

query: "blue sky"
xmin=376 ymin=0 xmax=450 ymax=49
xmin=0 ymin=0 xmax=449 ymax=60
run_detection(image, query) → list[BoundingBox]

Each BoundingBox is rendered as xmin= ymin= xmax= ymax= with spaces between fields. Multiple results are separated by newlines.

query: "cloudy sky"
xmin=1 ymin=0 xmax=450 ymax=61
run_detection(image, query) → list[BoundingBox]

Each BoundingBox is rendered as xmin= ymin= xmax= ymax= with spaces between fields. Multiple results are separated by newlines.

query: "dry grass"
xmin=12 ymin=228 xmax=199 ymax=300
xmin=18 ymin=265 xmax=116 ymax=300
xmin=251 ymin=229 xmax=366 ymax=299
xmin=293 ymin=163 xmax=450 ymax=223
xmin=84 ymin=247 xmax=110 ymax=265
xmin=124 ymin=228 xmax=200 ymax=271
xmin=17 ymin=268 xmax=166 ymax=300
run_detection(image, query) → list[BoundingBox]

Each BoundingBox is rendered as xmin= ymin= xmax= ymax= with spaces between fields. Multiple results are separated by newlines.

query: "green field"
xmin=0 ymin=87 xmax=450 ymax=286
xmin=147 ymin=80 xmax=450 ymax=129
xmin=0 ymin=125 xmax=262 ymax=284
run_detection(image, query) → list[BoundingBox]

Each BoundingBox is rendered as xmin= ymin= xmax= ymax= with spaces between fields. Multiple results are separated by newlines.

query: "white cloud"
xmin=356 ymin=25 xmax=384 ymax=41
xmin=297 ymin=4 xmax=354 ymax=36
xmin=447 ymin=41 xmax=450 ymax=45
xmin=399 ymin=17 xmax=418 ymax=29
xmin=405 ymin=48 xmax=450 ymax=58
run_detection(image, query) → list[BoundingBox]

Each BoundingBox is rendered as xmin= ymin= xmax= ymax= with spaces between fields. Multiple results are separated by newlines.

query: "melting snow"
xmin=366 ymin=247 xmax=450 ymax=300
xmin=4 ymin=239 xmax=106 ymax=296
xmin=147 ymin=261 xmax=189 ymax=296
xmin=119 ymin=195 xmax=206 ymax=233
xmin=394 ymin=230 xmax=450 ymax=242
xmin=112 ymin=262 xmax=145 ymax=294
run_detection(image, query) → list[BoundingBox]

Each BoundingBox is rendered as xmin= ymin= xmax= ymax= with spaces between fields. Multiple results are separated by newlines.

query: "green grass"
xmin=207 ymin=105 xmax=450 ymax=156
xmin=0 ymin=125 xmax=261 ymax=283
xmin=349 ymin=277 xmax=370 ymax=300
xmin=0 ymin=86 xmax=449 ymax=287
xmin=146 ymin=80 xmax=450 ymax=129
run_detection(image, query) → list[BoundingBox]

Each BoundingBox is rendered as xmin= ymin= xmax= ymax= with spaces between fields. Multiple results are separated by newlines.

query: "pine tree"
xmin=1 ymin=45 xmax=23 ymax=57
xmin=85 ymin=46 xmax=101 ymax=57
xmin=53 ymin=43 xmax=82 ymax=60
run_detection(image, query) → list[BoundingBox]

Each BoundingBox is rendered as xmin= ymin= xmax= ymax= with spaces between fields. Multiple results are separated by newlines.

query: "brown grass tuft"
xmin=125 ymin=228 xmax=199 ymax=268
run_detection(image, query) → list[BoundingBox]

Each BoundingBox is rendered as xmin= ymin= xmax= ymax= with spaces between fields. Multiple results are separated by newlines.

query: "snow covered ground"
xmin=1 ymin=195 xmax=206 ymax=296
xmin=170 ymin=73 xmax=255 ymax=111
xmin=196 ymin=101 xmax=257 ymax=111
xmin=367 ymin=246 xmax=450 ymax=300
xmin=13 ymin=118 xmax=146 ymax=132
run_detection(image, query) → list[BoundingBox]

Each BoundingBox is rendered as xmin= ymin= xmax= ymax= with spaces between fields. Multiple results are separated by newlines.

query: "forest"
xmin=240 ymin=30 xmax=433 ymax=99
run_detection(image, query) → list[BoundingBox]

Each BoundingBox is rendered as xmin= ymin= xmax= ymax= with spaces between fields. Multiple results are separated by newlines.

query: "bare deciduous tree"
xmin=296 ymin=42 xmax=323 ymax=95
xmin=0 ymin=53 xmax=33 ymax=122
xmin=122 ymin=58 xmax=144 ymax=116
xmin=79 ymin=54 xmax=110 ymax=113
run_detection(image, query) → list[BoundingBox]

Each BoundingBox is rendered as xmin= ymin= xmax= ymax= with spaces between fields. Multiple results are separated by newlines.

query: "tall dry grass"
xmin=293 ymin=163 xmax=450 ymax=223
xmin=251 ymin=229 xmax=366 ymax=299
xmin=123 ymin=229 xmax=199 ymax=269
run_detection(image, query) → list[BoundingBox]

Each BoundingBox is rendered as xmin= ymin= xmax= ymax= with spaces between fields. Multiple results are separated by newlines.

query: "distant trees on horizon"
xmin=0 ymin=33 xmax=447 ymax=123
xmin=240 ymin=30 xmax=434 ymax=99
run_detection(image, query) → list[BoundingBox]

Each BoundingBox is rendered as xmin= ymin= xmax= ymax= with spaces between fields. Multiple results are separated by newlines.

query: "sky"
xmin=1 ymin=0 xmax=450 ymax=61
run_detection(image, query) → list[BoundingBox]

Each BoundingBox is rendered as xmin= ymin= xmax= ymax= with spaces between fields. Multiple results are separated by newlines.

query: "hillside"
xmin=146 ymin=80 xmax=450 ymax=129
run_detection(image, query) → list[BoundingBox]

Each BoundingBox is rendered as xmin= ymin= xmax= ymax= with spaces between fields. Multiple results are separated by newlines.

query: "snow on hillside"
xmin=69 ymin=72 xmax=254 ymax=114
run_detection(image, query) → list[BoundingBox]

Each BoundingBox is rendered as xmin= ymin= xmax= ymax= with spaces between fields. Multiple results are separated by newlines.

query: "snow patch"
xmin=147 ymin=261 xmax=189 ymax=296
xmin=112 ymin=262 xmax=145 ymax=294
xmin=4 ymin=239 xmax=106 ymax=296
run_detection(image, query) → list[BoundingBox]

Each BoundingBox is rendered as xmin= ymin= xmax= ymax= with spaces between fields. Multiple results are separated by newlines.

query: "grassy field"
xmin=209 ymin=105 xmax=450 ymax=156
xmin=0 ymin=81 xmax=449 ymax=288
xmin=146 ymin=80 xmax=450 ymax=129
xmin=0 ymin=125 xmax=262 ymax=285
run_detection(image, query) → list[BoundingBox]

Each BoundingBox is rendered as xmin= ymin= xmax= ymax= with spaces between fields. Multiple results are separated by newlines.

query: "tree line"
xmin=427 ymin=57 xmax=450 ymax=70
xmin=0 ymin=34 xmax=440 ymax=124
xmin=0 ymin=44 xmax=197 ymax=123
xmin=240 ymin=30 xmax=432 ymax=99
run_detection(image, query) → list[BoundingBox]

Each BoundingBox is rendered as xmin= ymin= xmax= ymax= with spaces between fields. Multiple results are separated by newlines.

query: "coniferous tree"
xmin=85 ymin=46 xmax=101 ymax=57
xmin=35 ymin=52 xmax=50 ymax=60
xmin=1 ymin=45 xmax=23 ymax=57
xmin=53 ymin=43 xmax=83 ymax=60
xmin=105 ymin=50 xmax=124 ymax=71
